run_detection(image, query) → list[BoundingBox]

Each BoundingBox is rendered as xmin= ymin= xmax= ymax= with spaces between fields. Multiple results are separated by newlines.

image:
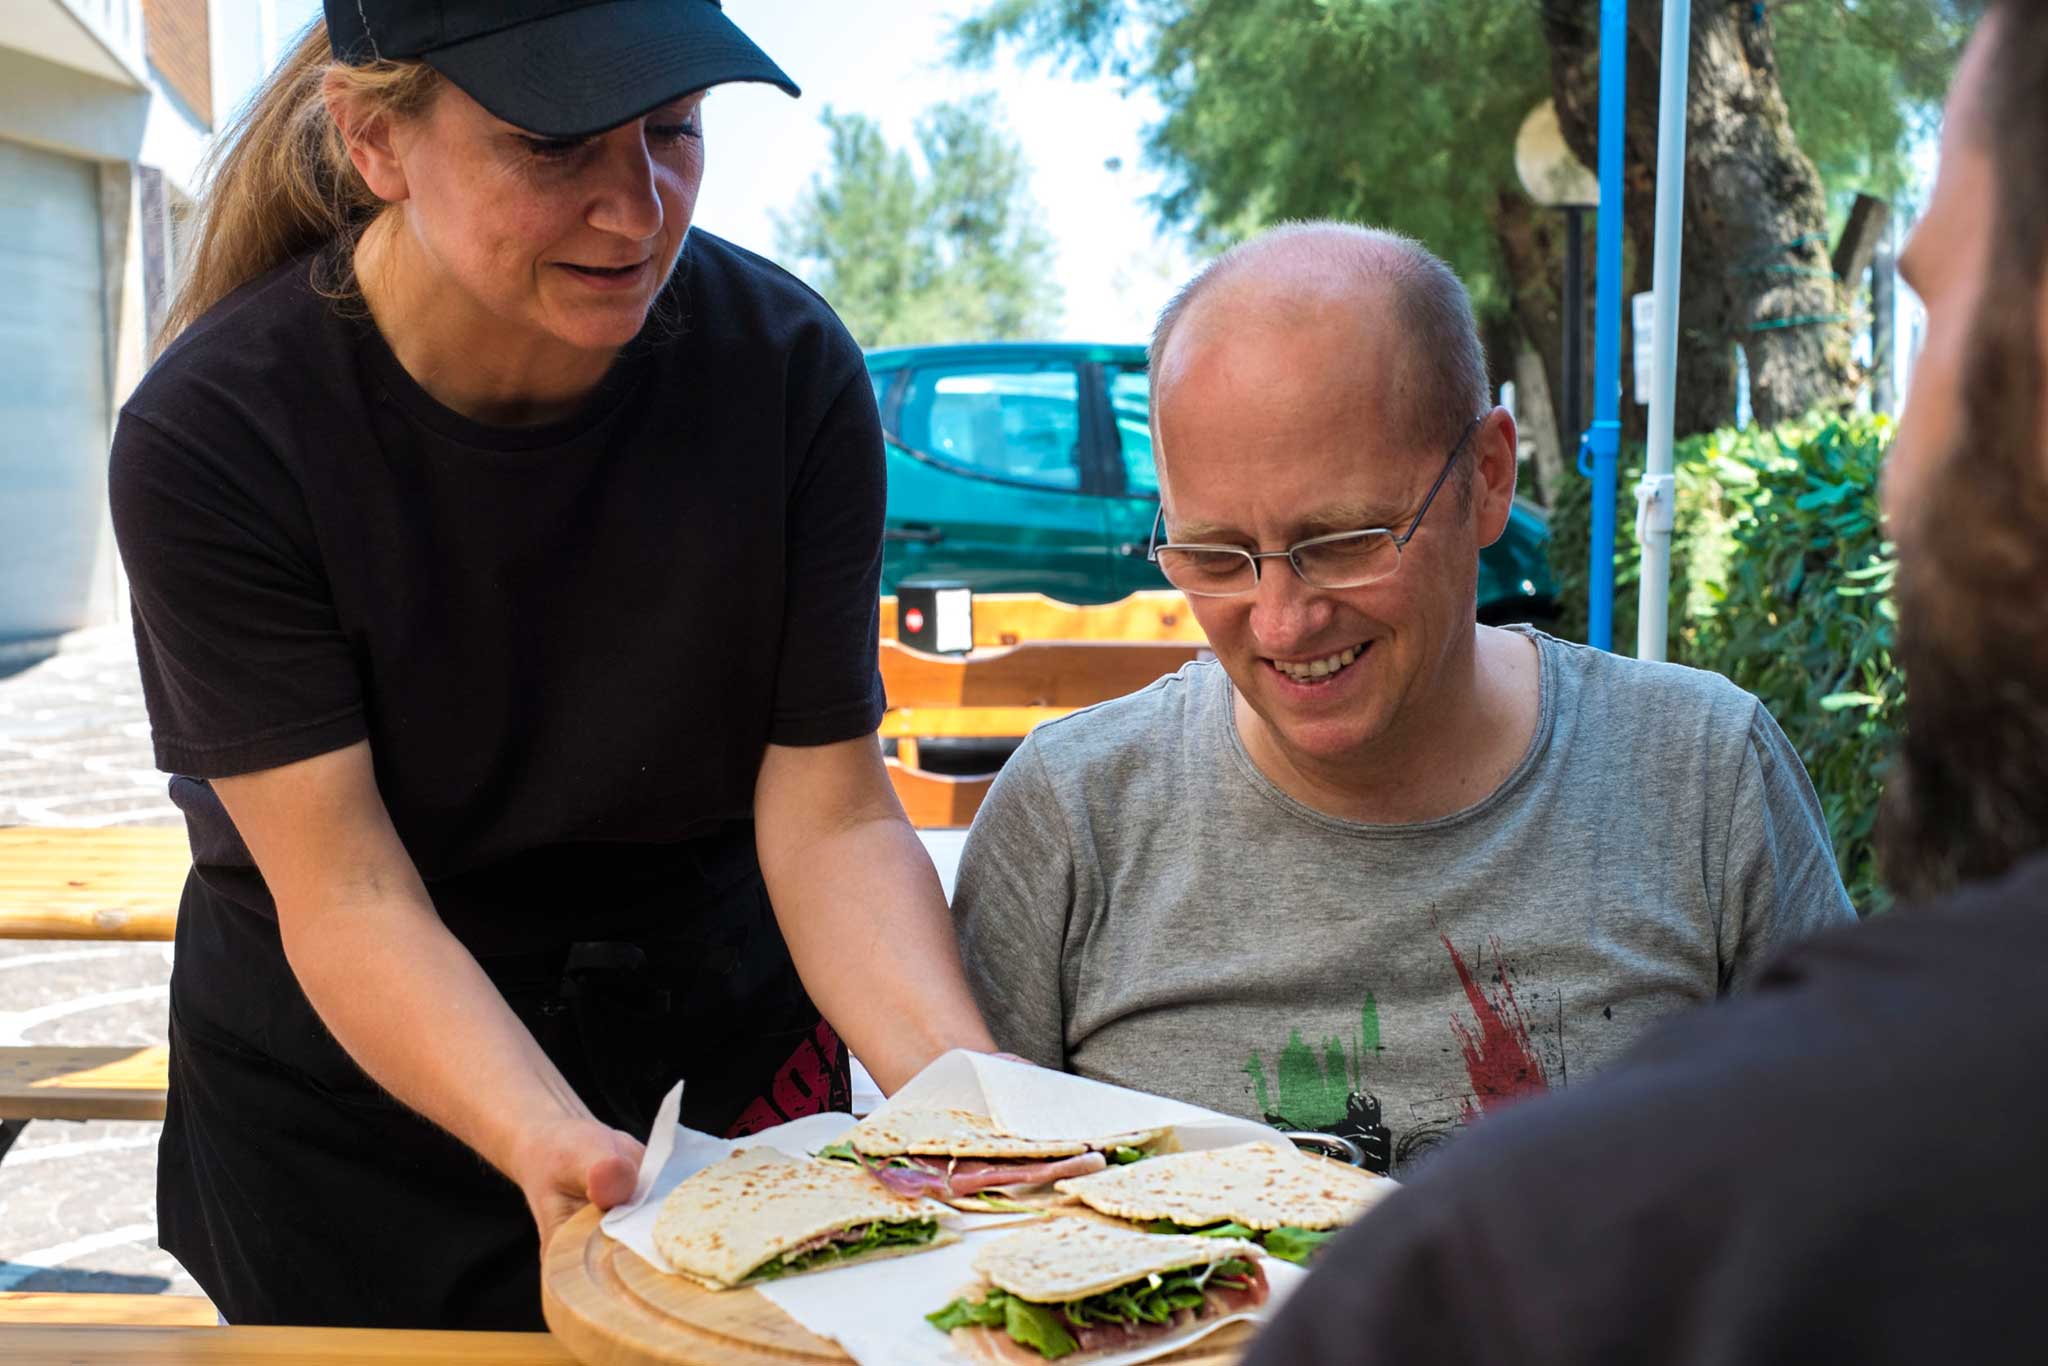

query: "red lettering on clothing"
xmin=772 ymin=1040 xmax=830 ymax=1119
xmin=725 ymin=1098 xmax=785 ymax=1137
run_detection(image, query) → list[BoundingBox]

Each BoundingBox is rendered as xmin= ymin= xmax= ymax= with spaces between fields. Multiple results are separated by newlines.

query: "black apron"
xmin=157 ymin=820 xmax=849 ymax=1330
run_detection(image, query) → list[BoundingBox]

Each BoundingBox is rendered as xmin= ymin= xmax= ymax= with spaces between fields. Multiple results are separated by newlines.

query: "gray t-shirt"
xmin=951 ymin=630 xmax=1856 ymax=1173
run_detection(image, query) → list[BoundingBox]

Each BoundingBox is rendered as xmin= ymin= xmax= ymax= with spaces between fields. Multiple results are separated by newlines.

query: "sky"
xmin=266 ymin=0 xmax=1195 ymax=343
xmin=694 ymin=0 xmax=1195 ymax=342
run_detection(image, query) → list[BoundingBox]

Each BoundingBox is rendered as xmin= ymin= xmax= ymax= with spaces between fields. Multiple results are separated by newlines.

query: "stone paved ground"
xmin=0 ymin=626 xmax=198 ymax=1298
xmin=0 ymin=627 xmax=966 ymax=1308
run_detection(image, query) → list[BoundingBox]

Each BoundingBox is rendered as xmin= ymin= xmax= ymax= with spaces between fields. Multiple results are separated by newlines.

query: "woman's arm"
xmin=754 ymin=736 xmax=998 ymax=1093
xmin=213 ymin=740 xmax=642 ymax=1249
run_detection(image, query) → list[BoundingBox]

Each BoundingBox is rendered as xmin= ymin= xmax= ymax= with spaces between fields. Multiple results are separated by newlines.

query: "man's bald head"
xmin=1151 ymin=222 xmax=1489 ymax=455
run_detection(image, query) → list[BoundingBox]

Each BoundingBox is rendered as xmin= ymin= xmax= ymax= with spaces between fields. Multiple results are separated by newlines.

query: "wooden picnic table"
xmin=0 ymin=1322 xmax=577 ymax=1362
xmin=0 ymin=826 xmax=187 ymax=941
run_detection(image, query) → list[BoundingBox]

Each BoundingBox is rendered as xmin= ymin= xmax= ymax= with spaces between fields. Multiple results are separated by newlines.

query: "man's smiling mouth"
xmin=1266 ymin=641 xmax=1370 ymax=683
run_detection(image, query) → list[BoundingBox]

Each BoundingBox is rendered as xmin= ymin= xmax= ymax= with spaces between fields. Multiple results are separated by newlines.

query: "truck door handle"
xmin=885 ymin=524 xmax=946 ymax=545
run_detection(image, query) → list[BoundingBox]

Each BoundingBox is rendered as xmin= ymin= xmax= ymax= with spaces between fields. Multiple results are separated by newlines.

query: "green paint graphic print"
xmin=1243 ymin=939 xmax=1563 ymax=1174
xmin=1244 ymin=992 xmax=1394 ymax=1173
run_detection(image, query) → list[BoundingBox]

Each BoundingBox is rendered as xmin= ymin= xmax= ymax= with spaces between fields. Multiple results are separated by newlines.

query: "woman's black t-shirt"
xmin=109 ymin=230 xmax=886 ymax=946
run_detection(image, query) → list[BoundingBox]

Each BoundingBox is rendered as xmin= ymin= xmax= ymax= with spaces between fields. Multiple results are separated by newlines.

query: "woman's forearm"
xmin=212 ymin=743 xmax=637 ymax=1244
xmin=762 ymin=809 xmax=997 ymax=1093
xmin=277 ymin=885 xmax=594 ymax=1178
xmin=754 ymin=738 xmax=998 ymax=1093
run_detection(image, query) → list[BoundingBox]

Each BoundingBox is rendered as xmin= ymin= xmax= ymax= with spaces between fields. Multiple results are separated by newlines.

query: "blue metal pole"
xmin=1585 ymin=0 xmax=1627 ymax=651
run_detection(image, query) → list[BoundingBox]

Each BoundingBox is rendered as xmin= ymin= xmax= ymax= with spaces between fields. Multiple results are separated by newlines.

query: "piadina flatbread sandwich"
xmin=651 ymin=1147 xmax=956 ymax=1290
xmin=1052 ymin=1138 xmax=1395 ymax=1264
xmin=926 ymin=1219 xmax=1269 ymax=1363
xmin=818 ymin=1107 xmax=1170 ymax=1213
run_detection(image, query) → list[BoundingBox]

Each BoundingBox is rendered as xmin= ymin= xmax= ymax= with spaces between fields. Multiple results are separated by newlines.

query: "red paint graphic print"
xmin=1441 ymin=934 xmax=1550 ymax=1121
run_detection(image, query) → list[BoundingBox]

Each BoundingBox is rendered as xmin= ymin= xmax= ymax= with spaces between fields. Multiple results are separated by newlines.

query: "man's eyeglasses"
xmin=1146 ymin=414 xmax=1487 ymax=598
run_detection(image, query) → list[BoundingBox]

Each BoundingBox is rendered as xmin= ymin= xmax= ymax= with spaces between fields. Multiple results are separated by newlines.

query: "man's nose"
xmin=1248 ymin=558 xmax=1332 ymax=650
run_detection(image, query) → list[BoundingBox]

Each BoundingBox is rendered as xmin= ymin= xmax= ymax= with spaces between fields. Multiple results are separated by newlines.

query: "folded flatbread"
xmin=1053 ymin=1139 xmax=1396 ymax=1263
xmin=926 ymin=1220 xmax=1269 ymax=1363
xmin=651 ymin=1147 xmax=956 ymax=1290
xmin=826 ymin=1108 xmax=1169 ymax=1212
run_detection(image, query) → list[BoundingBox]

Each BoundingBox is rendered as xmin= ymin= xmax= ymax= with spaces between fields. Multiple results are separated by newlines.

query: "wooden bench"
xmin=879 ymin=589 xmax=1207 ymax=648
xmin=877 ymin=592 xmax=1209 ymax=827
xmin=0 ymin=1045 xmax=170 ymax=1125
xmin=0 ymin=1321 xmax=578 ymax=1361
xmin=0 ymin=826 xmax=186 ymax=942
xmin=0 ymin=1292 xmax=216 ymax=1325
xmin=0 ymin=827 xmax=184 ymax=1160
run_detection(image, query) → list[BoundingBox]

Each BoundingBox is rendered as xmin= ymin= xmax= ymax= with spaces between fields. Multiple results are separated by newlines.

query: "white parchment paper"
xmin=595 ymin=1051 xmax=1308 ymax=1364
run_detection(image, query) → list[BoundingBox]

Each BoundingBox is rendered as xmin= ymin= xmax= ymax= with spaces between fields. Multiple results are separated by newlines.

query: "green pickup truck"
xmin=866 ymin=342 xmax=1555 ymax=621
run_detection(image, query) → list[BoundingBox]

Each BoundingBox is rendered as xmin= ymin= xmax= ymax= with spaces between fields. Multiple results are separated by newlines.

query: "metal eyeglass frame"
xmin=1145 ymin=413 xmax=1488 ymax=598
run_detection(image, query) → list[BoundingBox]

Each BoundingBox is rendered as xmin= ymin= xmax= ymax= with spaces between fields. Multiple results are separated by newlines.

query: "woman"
xmin=110 ymin=0 xmax=999 ymax=1330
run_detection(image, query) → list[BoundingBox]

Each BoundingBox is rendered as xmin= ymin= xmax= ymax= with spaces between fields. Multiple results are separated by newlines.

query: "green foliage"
xmin=1547 ymin=430 xmax=1762 ymax=658
xmin=1774 ymin=0 xmax=1973 ymax=216
xmin=954 ymin=1 xmax=1968 ymax=324
xmin=963 ymin=0 xmax=1545 ymax=320
xmin=1696 ymin=417 xmax=1900 ymax=916
xmin=775 ymin=96 xmax=1062 ymax=347
xmin=1546 ymin=414 xmax=1900 ymax=912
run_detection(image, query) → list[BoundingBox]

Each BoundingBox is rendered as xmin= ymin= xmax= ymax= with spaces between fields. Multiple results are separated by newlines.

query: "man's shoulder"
xmin=1534 ymin=629 xmax=1759 ymax=721
xmin=1014 ymin=657 xmax=1227 ymax=790
xmin=1450 ymin=852 xmax=2048 ymax=1191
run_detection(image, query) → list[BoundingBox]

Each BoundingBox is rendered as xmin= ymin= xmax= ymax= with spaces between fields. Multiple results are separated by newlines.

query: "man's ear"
xmin=1473 ymin=406 xmax=1519 ymax=550
xmin=323 ymin=71 xmax=410 ymax=204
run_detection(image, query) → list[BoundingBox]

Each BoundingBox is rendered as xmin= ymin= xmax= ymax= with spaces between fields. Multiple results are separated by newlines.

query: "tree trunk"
xmin=1515 ymin=343 xmax=1569 ymax=507
xmin=1489 ymin=189 xmax=1570 ymax=475
xmin=1538 ymin=0 xmax=1853 ymax=435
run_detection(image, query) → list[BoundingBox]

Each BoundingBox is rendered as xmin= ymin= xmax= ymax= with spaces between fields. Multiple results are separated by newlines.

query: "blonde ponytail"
xmin=159 ymin=20 xmax=440 ymax=348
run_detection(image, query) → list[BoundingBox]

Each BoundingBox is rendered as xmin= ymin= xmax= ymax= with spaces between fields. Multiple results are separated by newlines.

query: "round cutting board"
xmin=541 ymin=1205 xmax=1260 ymax=1366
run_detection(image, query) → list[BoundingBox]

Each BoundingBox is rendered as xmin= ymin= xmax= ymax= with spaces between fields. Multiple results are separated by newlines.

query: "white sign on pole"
xmin=1632 ymin=291 xmax=1656 ymax=405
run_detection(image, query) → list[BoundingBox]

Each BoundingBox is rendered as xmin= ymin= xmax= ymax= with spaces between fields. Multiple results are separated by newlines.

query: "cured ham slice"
xmin=859 ymin=1150 xmax=1109 ymax=1200
xmin=950 ymin=1151 xmax=1108 ymax=1195
xmin=868 ymin=1164 xmax=952 ymax=1200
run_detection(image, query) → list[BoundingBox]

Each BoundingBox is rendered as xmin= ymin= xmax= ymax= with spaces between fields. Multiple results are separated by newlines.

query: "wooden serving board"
xmin=541 ymin=1205 xmax=1257 ymax=1366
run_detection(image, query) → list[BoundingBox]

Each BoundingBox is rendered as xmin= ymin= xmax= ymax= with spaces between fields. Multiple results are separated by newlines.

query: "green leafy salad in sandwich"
xmin=651 ymin=1147 xmax=956 ymax=1290
xmin=926 ymin=1220 xmax=1270 ymax=1362
xmin=1050 ymin=1139 xmax=1397 ymax=1266
xmin=1138 ymin=1218 xmax=1335 ymax=1265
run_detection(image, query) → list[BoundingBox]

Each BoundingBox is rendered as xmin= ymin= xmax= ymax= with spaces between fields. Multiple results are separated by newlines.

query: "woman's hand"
xmin=512 ymin=1116 xmax=646 ymax=1254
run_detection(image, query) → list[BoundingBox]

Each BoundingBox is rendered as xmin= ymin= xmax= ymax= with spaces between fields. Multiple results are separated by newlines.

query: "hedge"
xmin=1545 ymin=415 xmax=1900 ymax=913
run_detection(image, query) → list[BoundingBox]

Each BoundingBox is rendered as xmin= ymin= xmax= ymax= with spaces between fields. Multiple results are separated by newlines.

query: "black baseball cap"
xmin=324 ymin=0 xmax=799 ymax=138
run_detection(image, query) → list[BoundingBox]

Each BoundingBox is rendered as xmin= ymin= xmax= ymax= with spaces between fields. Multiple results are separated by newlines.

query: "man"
xmin=952 ymin=222 xmax=1854 ymax=1172
xmin=1244 ymin=7 xmax=2048 ymax=1363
